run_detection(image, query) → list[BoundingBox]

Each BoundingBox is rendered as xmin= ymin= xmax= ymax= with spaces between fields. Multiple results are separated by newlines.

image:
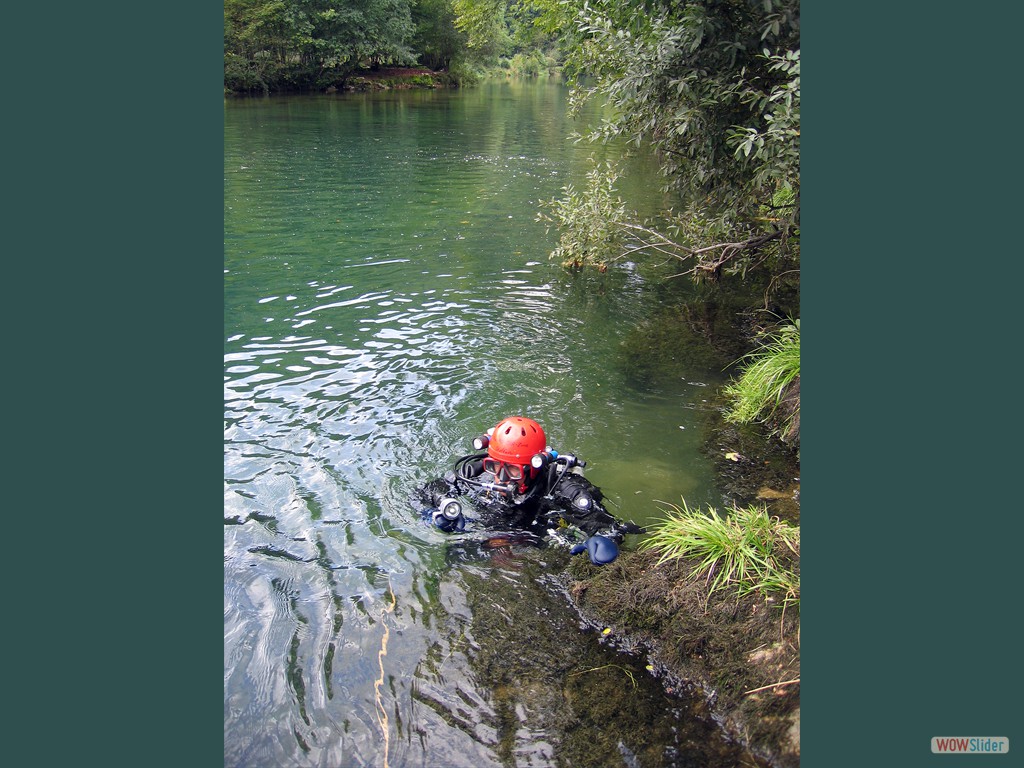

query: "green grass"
xmin=723 ymin=319 xmax=800 ymax=442
xmin=640 ymin=500 xmax=799 ymax=606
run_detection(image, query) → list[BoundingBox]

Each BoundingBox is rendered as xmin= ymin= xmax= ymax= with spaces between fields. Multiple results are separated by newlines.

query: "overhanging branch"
xmin=613 ymin=223 xmax=790 ymax=280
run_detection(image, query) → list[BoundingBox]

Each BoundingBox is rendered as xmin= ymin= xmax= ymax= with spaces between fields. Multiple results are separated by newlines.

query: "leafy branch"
xmin=537 ymin=158 xmax=797 ymax=284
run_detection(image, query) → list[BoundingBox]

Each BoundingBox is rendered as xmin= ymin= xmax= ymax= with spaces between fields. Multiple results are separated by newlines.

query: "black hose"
xmin=450 ymin=451 xmax=587 ymax=503
xmin=453 ymin=452 xmax=487 ymax=479
xmin=544 ymin=457 xmax=576 ymax=496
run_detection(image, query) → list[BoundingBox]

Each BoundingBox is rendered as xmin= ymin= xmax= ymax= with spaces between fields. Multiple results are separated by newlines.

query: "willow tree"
xmin=536 ymin=0 xmax=800 ymax=285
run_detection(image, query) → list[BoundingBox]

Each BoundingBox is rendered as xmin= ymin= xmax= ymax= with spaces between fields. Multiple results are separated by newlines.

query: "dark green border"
xmin=17 ymin=3 xmax=1018 ymax=764
xmin=9 ymin=4 xmax=224 ymax=763
xmin=804 ymin=4 xmax=1020 ymax=765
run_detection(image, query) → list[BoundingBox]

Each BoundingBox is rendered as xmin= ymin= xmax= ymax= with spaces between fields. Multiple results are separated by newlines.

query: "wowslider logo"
xmin=932 ymin=737 xmax=1009 ymax=754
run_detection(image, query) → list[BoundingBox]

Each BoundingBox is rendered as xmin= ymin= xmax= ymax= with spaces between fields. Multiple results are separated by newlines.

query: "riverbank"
xmin=561 ymin=418 xmax=801 ymax=767
xmin=333 ymin=66 xmax=455 ymax=92
xmin=565 ymin=286 xmax=802 ymax=765
xmin=226 ymin=65 xmax=561 ymax=96
xmin=224 ymin=65 xmax=460 ymax=97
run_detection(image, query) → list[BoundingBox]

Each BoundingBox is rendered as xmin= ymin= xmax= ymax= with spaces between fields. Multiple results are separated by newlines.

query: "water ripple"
xmin=226 ymin=85 xmax=735 ymax=768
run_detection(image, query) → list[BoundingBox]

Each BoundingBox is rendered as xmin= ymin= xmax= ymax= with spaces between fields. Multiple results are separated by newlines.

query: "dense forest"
xmin=224 ymin=0 xmax=560 ymax=92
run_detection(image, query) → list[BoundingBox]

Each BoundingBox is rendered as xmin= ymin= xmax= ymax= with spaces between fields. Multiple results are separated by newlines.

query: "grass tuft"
xmin=640 ymin=500 xmax=799 ymax=607
xmin=723 ymin=319 xmax=800 ymax=443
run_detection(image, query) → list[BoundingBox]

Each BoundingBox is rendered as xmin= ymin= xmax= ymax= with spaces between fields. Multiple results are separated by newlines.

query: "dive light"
xmin=530 ymin=449 xmax=559 ymax=469
xmin=437 ymin=497 xmax=463 ymax=520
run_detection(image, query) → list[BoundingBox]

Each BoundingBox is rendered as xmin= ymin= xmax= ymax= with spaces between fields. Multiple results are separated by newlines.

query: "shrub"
xmin=536 ymin=159 xmax=629 ymax=270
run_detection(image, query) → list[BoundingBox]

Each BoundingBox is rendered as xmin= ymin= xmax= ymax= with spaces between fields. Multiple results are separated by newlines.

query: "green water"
xmin=225 ymin=81 xmax=746 ymax=768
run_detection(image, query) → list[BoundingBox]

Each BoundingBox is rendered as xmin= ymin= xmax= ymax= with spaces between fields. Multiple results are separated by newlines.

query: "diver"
xmin=410 ymin=416 xmax=643 ymax=565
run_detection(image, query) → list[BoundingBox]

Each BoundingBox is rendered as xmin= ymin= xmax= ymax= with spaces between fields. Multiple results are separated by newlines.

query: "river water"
xmin=225 ymin=80 xmax=755 ymax=767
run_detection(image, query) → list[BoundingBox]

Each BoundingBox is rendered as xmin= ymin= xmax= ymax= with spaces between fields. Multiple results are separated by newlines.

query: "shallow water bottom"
xmin=424 ymin=541 xmax=768 ymax=768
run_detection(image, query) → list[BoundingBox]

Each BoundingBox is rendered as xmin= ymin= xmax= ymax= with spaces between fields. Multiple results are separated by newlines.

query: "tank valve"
xmin=556 ymin=452 xmax=585 ymax=468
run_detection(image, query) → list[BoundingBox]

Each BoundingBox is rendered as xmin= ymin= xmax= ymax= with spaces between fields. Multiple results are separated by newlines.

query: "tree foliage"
xmin=412 ymin=0 xmax=467 ymax=71
xmin=538 ymin=0 xmax=800 ymax=284
xmin=450 ymin=0 xmax=560 ymax=65
xmin=453 ymin=0 xmax=512 ymax=58
xmin=562 ymin=0 xmax=799 ymax=213
xmin=537 ymin=160 xmax=629 ymax=270
xmin=225 ymin=0 xmax=559 ymax=92
xmin=225 ymin=0 xmax=418 ymax=92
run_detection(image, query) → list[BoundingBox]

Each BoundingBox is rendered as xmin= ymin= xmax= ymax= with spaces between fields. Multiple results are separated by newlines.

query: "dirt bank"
xmin=562 ymin=548 xmax=799 ymax=768
xmin=337 ymin=66 xmax=451 ymax=92
xmin=562 ymin=399 xmax=801 ymax=767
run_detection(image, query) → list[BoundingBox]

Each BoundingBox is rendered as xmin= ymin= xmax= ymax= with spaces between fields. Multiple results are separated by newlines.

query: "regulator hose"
xmin=450 ymin=450 xmax=594 ymax=505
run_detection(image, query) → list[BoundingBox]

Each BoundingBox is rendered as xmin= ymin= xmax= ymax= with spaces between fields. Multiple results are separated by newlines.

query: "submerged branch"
xmin=616 ymin=222 xmax=789 ymax=281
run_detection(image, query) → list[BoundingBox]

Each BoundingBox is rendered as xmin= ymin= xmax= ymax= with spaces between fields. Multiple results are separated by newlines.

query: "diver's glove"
xmin=570 ymin=534 xmax=619 ymax=565
xmin=426 ymin=497 xmax=466 ymax=533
